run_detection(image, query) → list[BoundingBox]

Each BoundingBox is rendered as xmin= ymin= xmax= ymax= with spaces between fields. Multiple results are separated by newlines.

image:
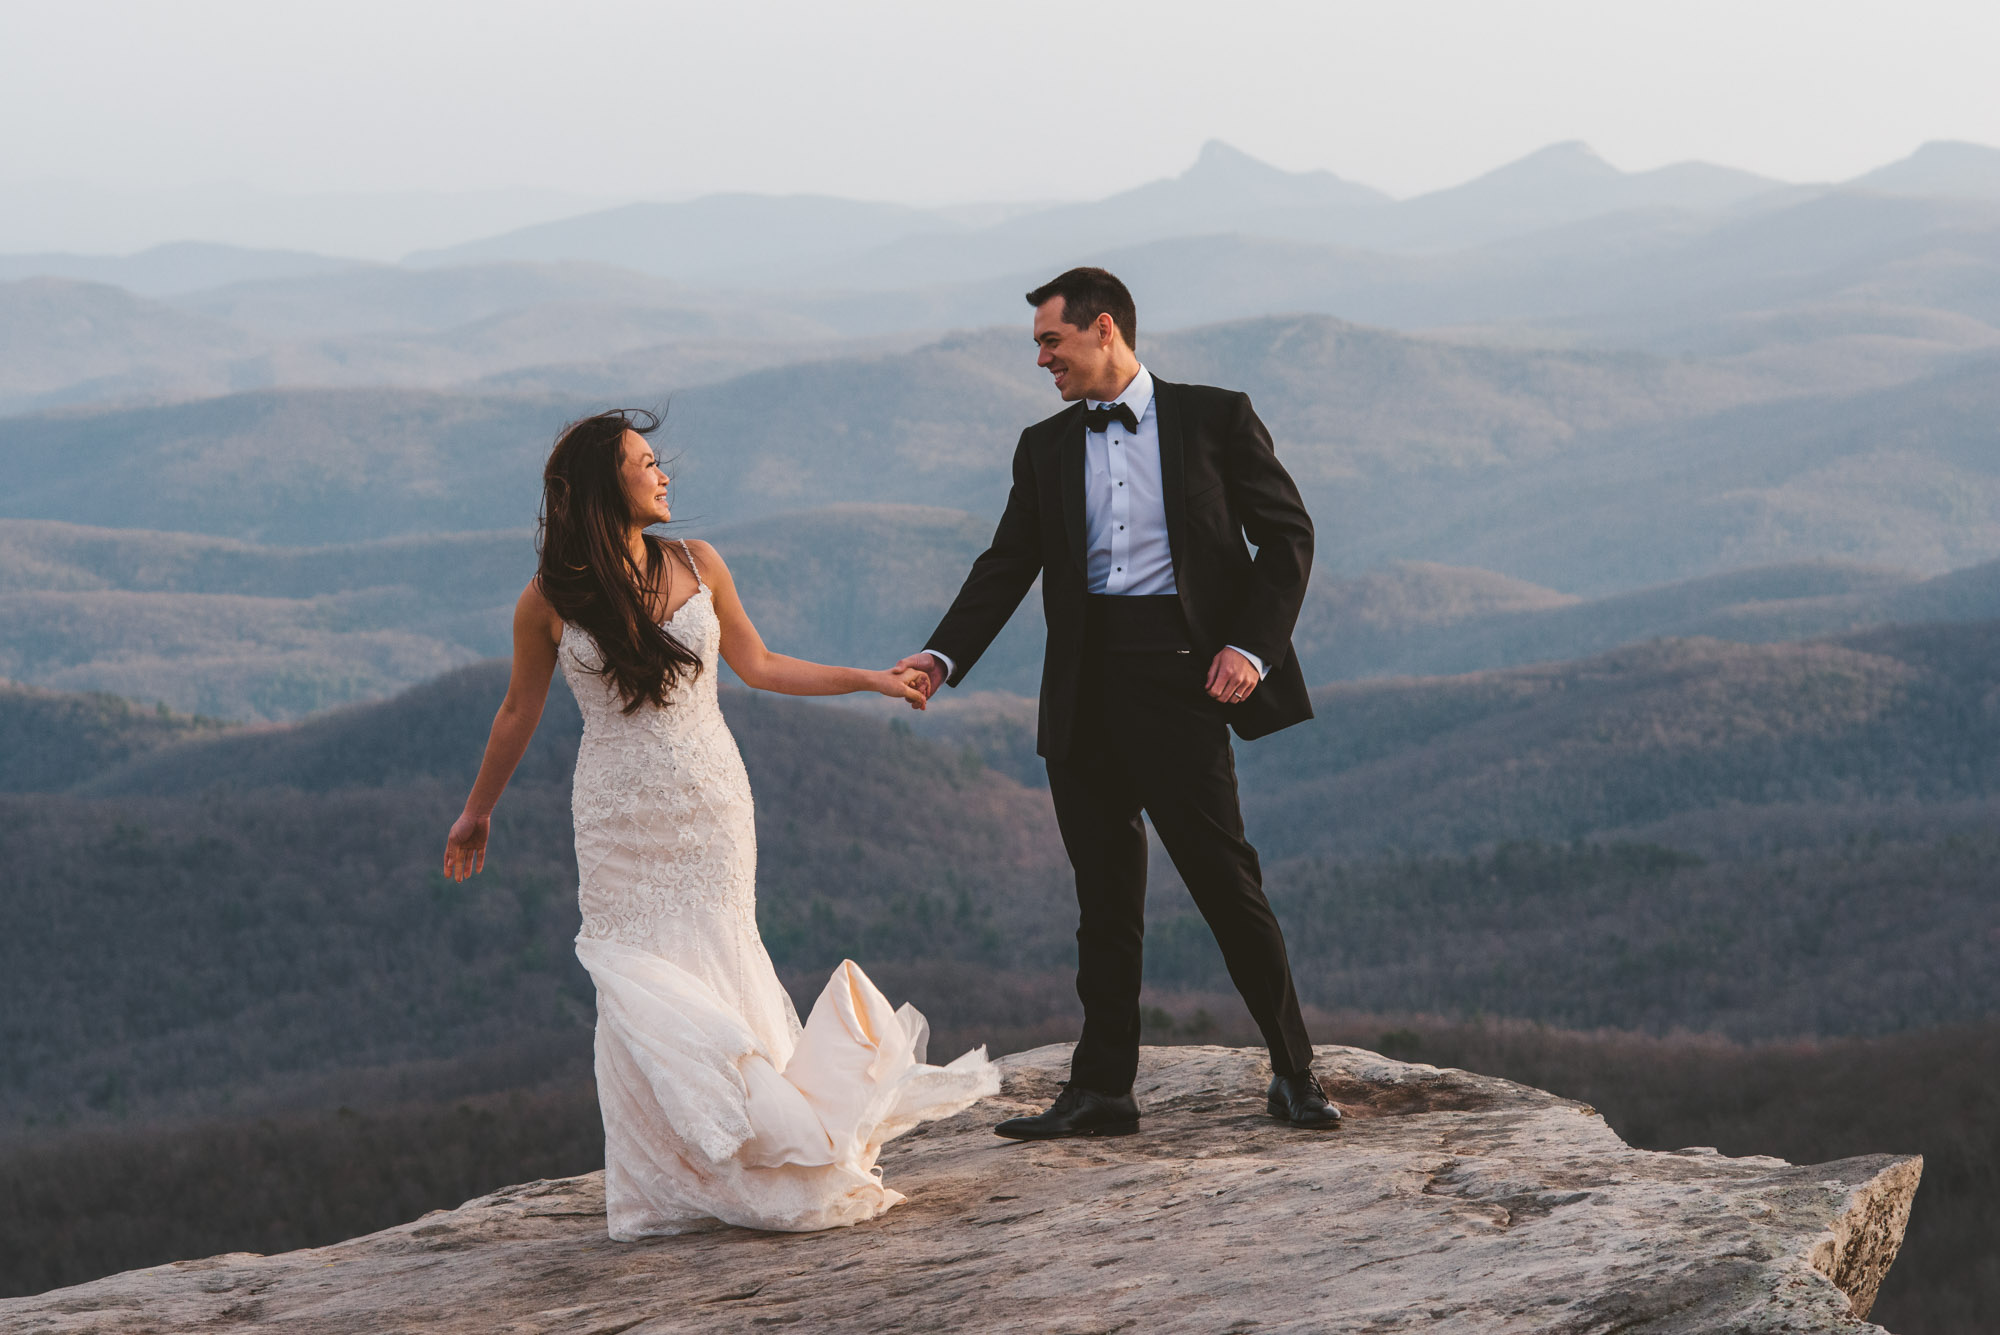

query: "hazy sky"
xmin=5 ymin=0 xmax=2000 ymax=203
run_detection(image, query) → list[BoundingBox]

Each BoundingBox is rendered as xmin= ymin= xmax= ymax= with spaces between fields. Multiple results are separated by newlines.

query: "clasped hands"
xmin=891 ymin=648 xmax=1259 ymax=704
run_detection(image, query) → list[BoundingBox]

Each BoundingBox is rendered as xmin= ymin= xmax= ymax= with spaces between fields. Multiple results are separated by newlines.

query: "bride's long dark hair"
xmin=537 ymin=408 xmax=702 ymax=713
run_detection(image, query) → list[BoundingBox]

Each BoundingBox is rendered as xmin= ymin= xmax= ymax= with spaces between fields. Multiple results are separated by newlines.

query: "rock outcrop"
xmin=1 ymin=1044 xmax=1920 ymax=1334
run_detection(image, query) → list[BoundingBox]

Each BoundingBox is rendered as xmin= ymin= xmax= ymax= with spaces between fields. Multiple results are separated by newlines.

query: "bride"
xmin=442 ymin=408 xmax=998 ymax=1237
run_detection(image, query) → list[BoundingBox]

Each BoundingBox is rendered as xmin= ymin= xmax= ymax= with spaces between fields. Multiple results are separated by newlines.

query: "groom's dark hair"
xmin=1026 ymin=267 xmax=1137 ymax=351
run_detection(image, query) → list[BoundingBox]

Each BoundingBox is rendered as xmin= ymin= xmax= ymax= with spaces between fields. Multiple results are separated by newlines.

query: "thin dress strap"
xmin=674 ymin=539 xmax=705 ymax=590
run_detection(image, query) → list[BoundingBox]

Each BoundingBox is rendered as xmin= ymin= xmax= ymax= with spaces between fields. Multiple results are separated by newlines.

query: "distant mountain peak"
xmin=1163 ymin=140 xmax=1389 ymax=209
xmin=1904 ymin=139 xmax=2000 ymax=163
xmin=1484 ymin=140 xmax=1620 ymax=183
xmin=1852 ymin=138 xmax=2000 ymax=200
xmin=1389 ymin=138 xmax=1780 ymax=228
xmin=1191 ymin=140 xmax=1272 ymax=170
xmin=1182 ymin=140 xmax=1300 ymax=185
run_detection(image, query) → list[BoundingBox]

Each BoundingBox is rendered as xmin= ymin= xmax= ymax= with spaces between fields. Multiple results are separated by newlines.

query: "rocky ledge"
xmin=2 ymin=1044 xmax=1920 ymax=1334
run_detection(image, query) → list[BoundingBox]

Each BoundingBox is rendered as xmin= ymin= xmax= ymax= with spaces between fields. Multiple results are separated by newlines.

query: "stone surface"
xmin=0 ymin=1045 xmax=1921 ymax=1334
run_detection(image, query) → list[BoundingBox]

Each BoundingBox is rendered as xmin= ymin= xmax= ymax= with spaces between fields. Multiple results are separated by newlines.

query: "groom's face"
xmin=1033 ymin=297 xmax=1119 ymax=402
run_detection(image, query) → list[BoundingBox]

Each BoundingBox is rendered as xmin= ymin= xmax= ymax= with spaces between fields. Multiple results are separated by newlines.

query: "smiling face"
xmin=1033 ymin=296 xmax=1131 ymax=402
xmin=617 ymin=429 xmax=671 ymax=526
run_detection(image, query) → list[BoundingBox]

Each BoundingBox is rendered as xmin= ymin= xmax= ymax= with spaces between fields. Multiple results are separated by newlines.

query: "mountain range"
xmin=7 ymin=138 xmax=2000 ymax=400
xmin=0 ymin=270 xmax=867 ymax=415
xmin=6 ymin=503 xmax=1998 ymax=722
xmin=10 ymin=134 xmax=2000 ymax=1019
xmin=6 ymin=311 xmax=1996 ymax=597
xmin=7 ymin=613 xmax=1998 ymax=1133
xmin=404 ymin=139 xmax=2000 ymax=286
xmin=14 ymin=138 xmax=2000 ymax=278
xmin=0 ymin=242 xmax=361 ymax=297
xmin=8 ymin=132 xmax=2000 ymax=1324
xmin=0 ymin=181 xmax=617 ymax=262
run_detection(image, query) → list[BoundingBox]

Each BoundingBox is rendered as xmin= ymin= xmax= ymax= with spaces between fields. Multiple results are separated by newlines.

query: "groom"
xmin=899 ymin=267 xmax=1341 ymax=1137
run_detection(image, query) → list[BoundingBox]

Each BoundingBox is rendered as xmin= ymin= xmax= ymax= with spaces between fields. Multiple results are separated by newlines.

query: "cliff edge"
xmin=0 ymin=1044 xmax=1920 ymax=1334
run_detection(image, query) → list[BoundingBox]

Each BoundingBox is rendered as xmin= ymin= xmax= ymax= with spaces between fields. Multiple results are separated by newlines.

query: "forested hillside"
xmin=9 ymin=511 xmax=2000 ymax=720
xmin=0 ymin=684 xmax=224 ymax=792
xmin=8 ymin=619 xmax=1999 ymax=1134
xmin=0 ymin=665 xmax=1070 ymax=1128
xmin=1290 ymin=557 xmax=2000 ymax=680
xmin=1241 ymin=623 xmax=2000 ymax=855
xmin=0 ymin=510 xmax=1035 ymax=716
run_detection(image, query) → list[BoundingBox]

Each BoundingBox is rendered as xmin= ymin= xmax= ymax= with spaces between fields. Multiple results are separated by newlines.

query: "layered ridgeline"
xmin=392 ymin=138 xmax=2000 ymax=355
xmin=5 ymin=506 xmax=1997 ymax=721
xmin=10 ymin=141 xmax=2000 ymax=414
xmin=7 ymin=615 xmax=1999 ymax=1133
xmin=6 ymin=314 xmax=1999 ymax=605
xmin=0 ymin=265 xmax=865 ymax=416
xmin=0 ymin=508 xmax=1041 ymax=719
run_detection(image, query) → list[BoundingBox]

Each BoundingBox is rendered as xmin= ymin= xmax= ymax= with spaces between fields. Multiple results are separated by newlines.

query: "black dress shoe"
xmin=1268 ymin=1069 xmax=1344 ymax=1128
xmin=994 ymin=1083 xmax=1141 ymax=1140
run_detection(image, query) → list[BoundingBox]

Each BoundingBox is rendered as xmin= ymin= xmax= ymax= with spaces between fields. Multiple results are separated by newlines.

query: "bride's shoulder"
xmin=683 ymin=539 xmax=728 ymax=577
xmin=517 ymin=577 xmax=565 ymax=638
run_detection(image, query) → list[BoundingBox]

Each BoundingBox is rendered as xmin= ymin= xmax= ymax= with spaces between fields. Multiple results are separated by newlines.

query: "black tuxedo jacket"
xmin=925 ymin=377 xmax=1315 ymax=760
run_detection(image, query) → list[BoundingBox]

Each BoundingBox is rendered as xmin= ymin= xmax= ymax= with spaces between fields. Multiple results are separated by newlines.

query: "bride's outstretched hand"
xmin=875 ymin=667 xmax=929 ymax=710
xmin=444 ymin=812 xmax=490 ymax=881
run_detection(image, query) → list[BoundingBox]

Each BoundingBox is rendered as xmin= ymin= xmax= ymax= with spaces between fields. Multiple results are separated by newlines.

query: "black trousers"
xmin=1047 ymin=604 xmax=1315 ymax=1095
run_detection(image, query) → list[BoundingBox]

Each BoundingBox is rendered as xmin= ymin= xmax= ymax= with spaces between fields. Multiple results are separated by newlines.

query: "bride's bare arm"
xmin=444 ymin=581 xmax=563 ymax=880
xmin=696 ymin=541 xmax=927 ymax=708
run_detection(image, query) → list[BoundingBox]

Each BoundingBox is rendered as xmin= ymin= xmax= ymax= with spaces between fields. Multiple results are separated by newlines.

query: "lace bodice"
xmin=561 ymin=583 xmax=725 ymax=740
xmin=558 ymin=555 xmax=758 ymax=948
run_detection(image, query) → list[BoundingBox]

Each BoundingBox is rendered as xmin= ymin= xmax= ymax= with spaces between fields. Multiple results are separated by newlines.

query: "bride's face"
xmin=618 ymin=430 xmax=672 ymax=526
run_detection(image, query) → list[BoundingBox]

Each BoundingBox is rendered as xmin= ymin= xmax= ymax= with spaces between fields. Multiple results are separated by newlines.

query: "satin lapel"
xmin=1058 ymin=407 xmax=1088 ymax=574
xmin=1154 ymin=379 xmax=1188 ymax=578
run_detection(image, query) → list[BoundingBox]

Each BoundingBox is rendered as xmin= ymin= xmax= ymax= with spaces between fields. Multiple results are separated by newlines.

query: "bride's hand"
xmin=444 ymin=812 xmax=490 ymax=881
xmin=874 ymin=667 xmax=928 ymax=710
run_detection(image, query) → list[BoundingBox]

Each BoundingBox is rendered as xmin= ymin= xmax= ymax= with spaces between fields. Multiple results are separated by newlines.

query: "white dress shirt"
xmin=1084 ymin=365 xmax=1174 ymax=596
xmin=925 ymin=364 xmax=1265 ymax=681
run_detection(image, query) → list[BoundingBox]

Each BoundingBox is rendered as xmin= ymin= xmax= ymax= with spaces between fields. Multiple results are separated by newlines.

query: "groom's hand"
xmin=893 ymin=652 xmax=945 ymax=700
xmin=1205 ymin=648 xmax=1260 ymax=704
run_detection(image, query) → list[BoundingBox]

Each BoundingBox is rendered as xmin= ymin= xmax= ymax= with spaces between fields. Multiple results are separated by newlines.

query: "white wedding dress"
xmin=558 ymin=542 xmax=998 ymax=1237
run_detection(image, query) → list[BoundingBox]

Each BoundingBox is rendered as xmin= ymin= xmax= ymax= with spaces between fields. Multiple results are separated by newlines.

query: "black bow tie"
xmin=1082 ymin=402 xmax=1139 ymax=434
